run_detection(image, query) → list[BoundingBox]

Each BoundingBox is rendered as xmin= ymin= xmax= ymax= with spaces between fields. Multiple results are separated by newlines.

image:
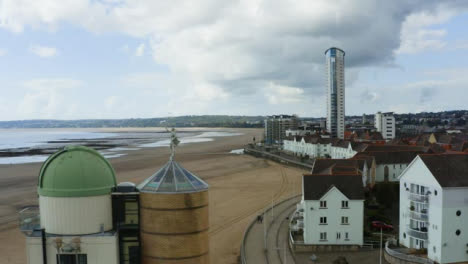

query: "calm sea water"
xmin=0 ymin=130 xmax=117 ymax=150
xmin=0 ymin=130 xmax=243 ymax=164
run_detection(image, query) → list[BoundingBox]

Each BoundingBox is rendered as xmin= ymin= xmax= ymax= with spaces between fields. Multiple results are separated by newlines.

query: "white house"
xmin=283 ymin=136 xmax=334 ymax=158
xmin=399 ymin=154 xmax=468 ymax=264
xmin=355 ymin=151 xmax=420 ymax=182
xmin=283 ymin=136 xmax=364 ymax=159
xmin=298 ymin=174 xmax=364 ymax=246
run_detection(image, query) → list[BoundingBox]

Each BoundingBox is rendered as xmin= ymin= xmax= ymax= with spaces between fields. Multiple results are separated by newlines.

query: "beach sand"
xmin=0 ymin=128 xmax=305 ymax=264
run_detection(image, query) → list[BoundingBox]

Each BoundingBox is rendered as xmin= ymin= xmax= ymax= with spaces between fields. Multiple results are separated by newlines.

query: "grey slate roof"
xmin=303 ymin=174 xmax=364 ymax=200
xmin=354 ymin=151 xmax=421 ymax=165
xmin=137 ymin=160 xmax=209 ymax=193
xmin=419 ymin=154 xmax=468 ymax=187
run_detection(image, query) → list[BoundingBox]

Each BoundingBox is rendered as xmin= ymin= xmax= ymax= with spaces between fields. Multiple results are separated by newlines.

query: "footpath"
xmin=241 ymin=195 xmax=301 ymax=264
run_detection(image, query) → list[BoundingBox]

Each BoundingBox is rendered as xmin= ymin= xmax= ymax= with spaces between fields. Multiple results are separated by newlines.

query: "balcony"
xmin=407 ymin=227 xmax=428 ymax=240
xmin=408 ymin=193 xmax=429 ymax=203
xmin=409 ymin=211 xmax=429 ymax=222
xmin=19 ymin=206 xmax=40 ymax=235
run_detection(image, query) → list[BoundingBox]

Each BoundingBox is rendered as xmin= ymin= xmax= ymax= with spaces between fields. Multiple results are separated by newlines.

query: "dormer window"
xmin=320 ymin=200 xmax=327 ymax=208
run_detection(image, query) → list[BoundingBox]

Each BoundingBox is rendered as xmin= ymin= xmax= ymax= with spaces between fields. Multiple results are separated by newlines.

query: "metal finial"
xmin=168 ymin=127 xmax=180 ymax=161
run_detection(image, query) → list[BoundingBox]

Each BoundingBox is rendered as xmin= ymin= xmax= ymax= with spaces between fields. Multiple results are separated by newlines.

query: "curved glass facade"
xmin=325 ymin=48 xmax=345 ymax=139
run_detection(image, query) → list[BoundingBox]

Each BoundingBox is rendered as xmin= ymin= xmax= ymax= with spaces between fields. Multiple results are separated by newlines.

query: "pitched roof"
xmin=303 ymin=174 xmax=365 ymax=200
xmin=354 ymin=151 xmax=421 ymax=165
xmin=311 ymin=159 xmax=361 ymax=174
xmin=363 ymin=145 xmax=430 ymax=152
xmin=419 ymin=154 xmax=468 ymax=187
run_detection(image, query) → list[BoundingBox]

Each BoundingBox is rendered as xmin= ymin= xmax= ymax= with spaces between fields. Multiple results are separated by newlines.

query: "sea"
xmin=0 ymin=129 xmax=243 ymax=164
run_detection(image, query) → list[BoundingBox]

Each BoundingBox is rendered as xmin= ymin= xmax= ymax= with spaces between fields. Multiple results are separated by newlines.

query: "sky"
xmin=0 ymin=0 xmax=467 ymax=121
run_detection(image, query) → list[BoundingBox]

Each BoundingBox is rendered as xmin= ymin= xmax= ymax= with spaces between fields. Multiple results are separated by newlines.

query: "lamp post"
xmin=379 ymin=227 xmax=383 ymax=264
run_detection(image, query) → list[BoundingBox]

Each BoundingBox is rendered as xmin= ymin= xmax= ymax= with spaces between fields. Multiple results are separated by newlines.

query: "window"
xmin=434 ymin=190 xmax=438 ymax=196
xmin=341 ymin=200 xmax=349 ymax=208
xmin=337 ymin=232 xmax=341 ymax=239
xmin=456 ymin=210 xmax=461 ymax=216
xmin=56 ymin=254 xmax=87 ymax=264
xmin=320 ymin=217 xmax=327 ymax=224
xmin=345 ymin=232 xmax=349 ymax=240
xmin=456 ymin=230 xmax=461 ymax=236
xmin=320 ymin=201 xmax=327 ymax=208
xmin=341 ymin=216 xmax=349 ymax=225
xmin=320 ymin=232 xmax=327 ymax=241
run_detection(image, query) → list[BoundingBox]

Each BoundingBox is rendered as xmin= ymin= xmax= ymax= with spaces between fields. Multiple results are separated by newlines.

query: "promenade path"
xmin=242 ymin=195 xmax=301 ymax=264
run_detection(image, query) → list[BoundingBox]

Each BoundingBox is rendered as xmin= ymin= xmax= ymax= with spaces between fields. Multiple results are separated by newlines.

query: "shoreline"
xmin=0 ymin=128 xmax=305 ymax=264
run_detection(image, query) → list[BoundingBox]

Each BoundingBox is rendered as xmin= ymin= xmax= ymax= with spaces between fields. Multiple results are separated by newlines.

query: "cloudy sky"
xmin=0 ymin=0 xmax=467 ymax=120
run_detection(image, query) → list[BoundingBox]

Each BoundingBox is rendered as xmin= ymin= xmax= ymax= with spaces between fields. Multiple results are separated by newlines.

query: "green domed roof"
xmin=38 ymin=146 xmax=117 ymax=197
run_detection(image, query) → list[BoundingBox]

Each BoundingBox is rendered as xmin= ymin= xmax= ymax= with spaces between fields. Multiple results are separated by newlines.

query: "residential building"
xmin=311 ymin=158 xmax=376 ymax=187
xmin=399 ymin=154 xmax=468 ymax=264
xmin=264 ymin=115 xmax=298 ymax=144
xmin=355 ymin=151 xmax=422 ymax=182
xmin=283 ymin=135 xmax=366 ymax=159
xmin=325 ymin=47 xmax=345 ymax=139
xmin=375 ymin=112 xmax=396 ymax=140
xmin=298 ymin=174 xmax=364 ymax=246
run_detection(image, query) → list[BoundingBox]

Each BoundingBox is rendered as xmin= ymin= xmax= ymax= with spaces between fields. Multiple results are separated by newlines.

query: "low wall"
xmin=384 ymin=241 xmax=434 ymax=264
xmin=290 ymin=242 xmax=359 ymax=253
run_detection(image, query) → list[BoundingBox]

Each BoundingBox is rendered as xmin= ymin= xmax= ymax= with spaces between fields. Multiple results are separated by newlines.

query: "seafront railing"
xmin=240 ymin=194 xmax=301 ymax=264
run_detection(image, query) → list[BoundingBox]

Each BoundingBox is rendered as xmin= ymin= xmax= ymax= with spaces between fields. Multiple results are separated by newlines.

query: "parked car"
xmin=371 ymin=221 xmax=394 ymax=231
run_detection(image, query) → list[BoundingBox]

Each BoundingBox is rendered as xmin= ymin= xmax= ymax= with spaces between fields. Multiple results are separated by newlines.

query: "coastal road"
xmin=243 ymin=195 xmax=301 ymax=264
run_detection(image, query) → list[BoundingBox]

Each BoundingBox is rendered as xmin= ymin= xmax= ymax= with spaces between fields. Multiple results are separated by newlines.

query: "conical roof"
xmin=137 ymin=160 xmax=209 ymax=193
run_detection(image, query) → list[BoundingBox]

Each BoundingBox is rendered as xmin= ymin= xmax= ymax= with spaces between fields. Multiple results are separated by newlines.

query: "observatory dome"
xmin=38 ymin=145 xmax=117 ymax=197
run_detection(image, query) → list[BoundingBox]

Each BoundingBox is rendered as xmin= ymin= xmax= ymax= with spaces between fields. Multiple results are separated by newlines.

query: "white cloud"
xmin=135 ymin=43 xmax=145 ymax=56
xmin=29 ymin=45 xmax=58 ymax=57
xmin=17 ymin=78 xmax=82 ymax=119
xmin=0 ymin=48 xmax=6 ymax=56
xmin=1 ymin=0 xmax=468 ymax=118
xmin=396 ymin=9 xmax=455 ymax=54
xmin=265 ymin=82 xmax=305 ymax=104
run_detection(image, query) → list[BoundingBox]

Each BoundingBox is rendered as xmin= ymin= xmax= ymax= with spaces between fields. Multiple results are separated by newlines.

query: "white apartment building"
xmin=325 ymin=47 xmax=345 ymax=139
xmin=375 ymin=112 xmax=396 ymax=140
xmin=299 ymin=174 xmax=364 ymax=246
xmin=399 ymin=154 xmax=468 ymax=264
xmin=283 ymin=136 xmax=361 ymax=159
xmin=283 ymin=136 xmax=333 ymax=158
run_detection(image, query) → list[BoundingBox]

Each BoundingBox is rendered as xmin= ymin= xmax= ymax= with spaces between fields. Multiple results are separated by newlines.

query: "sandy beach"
xmin=0 ymin=128 xmax=305 ymax=264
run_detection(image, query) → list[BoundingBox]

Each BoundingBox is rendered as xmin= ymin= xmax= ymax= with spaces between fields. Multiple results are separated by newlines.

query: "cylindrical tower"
xmin=138 ymin=160 xmax=209 ymax=264
xmin=37 ymin=145 xmax=117 ymax=235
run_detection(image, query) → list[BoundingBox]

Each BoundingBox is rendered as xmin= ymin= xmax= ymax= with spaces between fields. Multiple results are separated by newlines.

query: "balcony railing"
xmin=407 ymin=227 xmax=428 ymax=240
xmin=409 ymin=193 xmax=429 ymax=203
xmin=409 ymin=211 xmax=429 ymax=222
xmin=19 ymin=206 xmax=40 ymax=235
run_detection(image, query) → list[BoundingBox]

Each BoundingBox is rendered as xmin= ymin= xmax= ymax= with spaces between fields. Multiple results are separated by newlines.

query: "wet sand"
xmin=0 ymin=128 xmax=305 ymax=264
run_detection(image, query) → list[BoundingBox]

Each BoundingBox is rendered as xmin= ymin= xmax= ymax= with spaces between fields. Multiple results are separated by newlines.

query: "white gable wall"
xmin=399 ymin=157 xmax=468 ymax=264
xmin=302 ymin=187 xmax=364 ymax=245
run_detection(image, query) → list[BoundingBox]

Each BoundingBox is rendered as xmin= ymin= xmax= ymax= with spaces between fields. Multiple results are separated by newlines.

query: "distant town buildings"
xmin=264 ymin=115 xmax=298 ymax=144
xmin=399 ymin=154 xmax=468 ymax=264
xmin=296 ymin=174 xmax=364 ymax=247
xmin=325 ymin=47 xmax=346 ymax=139
xmin=375 ymin=111 xmax=396 ymax=140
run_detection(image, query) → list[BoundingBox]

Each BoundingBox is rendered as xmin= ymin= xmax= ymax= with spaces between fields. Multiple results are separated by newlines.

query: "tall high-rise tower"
xmin=325 ymin=47 xmax=345 ymax=139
